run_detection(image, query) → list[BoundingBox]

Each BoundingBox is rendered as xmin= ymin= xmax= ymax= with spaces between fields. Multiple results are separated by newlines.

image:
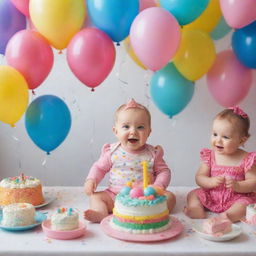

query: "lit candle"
xmin=142 ymin=161 xmax=148 ymax=189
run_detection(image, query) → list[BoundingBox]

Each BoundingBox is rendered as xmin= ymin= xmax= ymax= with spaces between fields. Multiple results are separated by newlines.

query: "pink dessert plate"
xmin=100 ymin=215 xmax=183 ymax=242
xmin=42 ymin=220 xmax=86 ymax=240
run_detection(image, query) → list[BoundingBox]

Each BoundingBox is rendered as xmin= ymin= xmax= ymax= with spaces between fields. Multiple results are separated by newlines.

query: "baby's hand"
xmin=84 ymin=179 xmax=97 ymax=195
xmin=225 ymin=177 xmax=238 ymax=191
xmin=210 ymin=176 xmax=225 ymax=188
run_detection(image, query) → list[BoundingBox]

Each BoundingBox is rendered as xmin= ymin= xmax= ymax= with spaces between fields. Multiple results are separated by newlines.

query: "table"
xmin=0 ymin=186 xmax=256 ymax=256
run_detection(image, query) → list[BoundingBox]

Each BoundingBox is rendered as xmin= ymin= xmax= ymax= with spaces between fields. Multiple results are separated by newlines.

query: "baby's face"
xmin=211 ymin=118 xmax=245 ymax=155
xmin=113 ymin=108 xmax=151 ymax=152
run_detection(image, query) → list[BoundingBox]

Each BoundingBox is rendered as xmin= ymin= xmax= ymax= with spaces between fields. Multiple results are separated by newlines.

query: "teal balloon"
xmin=211 ymin=16 xmax=232 ymax=40
xmin=87 ymin=0 xmax=139 ymax=42
xmin=25 ymin=95 xmax=71 ymax=154
xmin=150 ymin=63 xmax=195 ymax=118
xmin=159 ymin=0 xmax=209 ymax=25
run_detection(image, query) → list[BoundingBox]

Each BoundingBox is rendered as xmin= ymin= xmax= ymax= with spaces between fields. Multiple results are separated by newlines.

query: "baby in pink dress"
xmin=185 ymin=106 xmax=256 ymax=222
xmin=84 ymin=99 xmax=176 ymax=223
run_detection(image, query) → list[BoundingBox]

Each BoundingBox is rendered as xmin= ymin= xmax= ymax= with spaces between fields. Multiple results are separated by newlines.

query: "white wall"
xmin=0 ymin=33 xmax=255 ymax=187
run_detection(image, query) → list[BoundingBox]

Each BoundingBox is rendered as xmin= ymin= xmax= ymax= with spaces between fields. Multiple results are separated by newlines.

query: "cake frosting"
xmin=110 ymin=185 xmax=171 ymax=234
xmin=51 ymin=208 xmax=79 ymax=231
xmin=246 ymin=204 xmax=256 ymax=224
xmin=203 ymin=217 xmax=232 ymax=236
xmin=0 ymin=174 xmax=44 ymax=206
xmin=1 ymin=203 xmax=35 ymax=227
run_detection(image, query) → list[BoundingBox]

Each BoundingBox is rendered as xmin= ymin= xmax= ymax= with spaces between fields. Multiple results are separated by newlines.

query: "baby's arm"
xmin=226 ymin=165 xmax=256 ymax=193
xmin=83 ymin=144 xmax=112 ymax=195
xmin=84 ymin=179 xmax=97 ymax=195
xmin=153 ymin=146 xmax=171 ymax=189
xmin=196 ymin=162 xmax=225 ymax=189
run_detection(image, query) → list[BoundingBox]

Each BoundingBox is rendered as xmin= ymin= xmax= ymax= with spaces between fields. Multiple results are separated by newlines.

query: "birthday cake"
xmin=1 ymin=203 xmax=35 ymax=227
xmin=245 ymin=204 xmax=256 ymax=224
xmin=51 ymin=208 xmax=79 ymax=231
xmin=110 ymin=184 xmax=171 ymax=234
xmin=203 ymin=217 xmax=232 ymax=236
xmin=0 ymin=174 xmax=44 ymax=206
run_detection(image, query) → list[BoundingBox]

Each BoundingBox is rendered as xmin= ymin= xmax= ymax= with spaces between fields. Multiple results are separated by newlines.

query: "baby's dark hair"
xmin=215 ymin=108 xmax=250 ymax=138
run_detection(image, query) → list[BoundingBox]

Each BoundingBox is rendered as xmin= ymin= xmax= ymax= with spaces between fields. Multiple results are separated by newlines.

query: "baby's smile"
xmin=128 ymin=138 xmax=139 ymax=144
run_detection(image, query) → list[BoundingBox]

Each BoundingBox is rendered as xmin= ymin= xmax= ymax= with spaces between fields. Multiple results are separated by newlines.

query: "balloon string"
xmin=42 ymin=155 xmax=47 ymax=166
xmin=116 ymin=45 xmax=128 ymax=85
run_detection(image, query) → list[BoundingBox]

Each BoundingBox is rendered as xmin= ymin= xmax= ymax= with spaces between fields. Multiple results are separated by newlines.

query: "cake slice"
xmin=203 ymin=217 xmax=232 ymax=237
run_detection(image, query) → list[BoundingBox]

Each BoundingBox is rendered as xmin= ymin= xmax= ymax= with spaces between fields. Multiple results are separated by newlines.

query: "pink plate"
xmin=100 ymin=215 xmax=183 ymax=242
xmin=42 ymin=220 xmax=86 ymax=240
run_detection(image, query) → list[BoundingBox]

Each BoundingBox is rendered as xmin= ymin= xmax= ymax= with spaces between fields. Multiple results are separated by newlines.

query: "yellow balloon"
xmin=0 ymin=66 xmax=29 ymax=126
xmin=30 ymin=0 xmax=86 ymax=50
xmin=184 ymin=0 xmax=221 ymax=33
xmin=124 ymin=37 xmax=146 ymax=70
xmin=173 ymin=29 xmax=216 ymax=81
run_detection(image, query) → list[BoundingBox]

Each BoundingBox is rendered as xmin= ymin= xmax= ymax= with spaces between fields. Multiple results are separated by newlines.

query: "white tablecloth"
xmin=0 ymin=186 xmax=256 ymax=256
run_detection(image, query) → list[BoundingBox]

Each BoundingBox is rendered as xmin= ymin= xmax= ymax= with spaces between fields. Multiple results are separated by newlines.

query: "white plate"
xmin=192 ymin=220 xmax=242 ymax=242
xmin=35 ymin=194 xmax=56 ymax=209
xmin=0 ymin=194 xmax=56 ymax=210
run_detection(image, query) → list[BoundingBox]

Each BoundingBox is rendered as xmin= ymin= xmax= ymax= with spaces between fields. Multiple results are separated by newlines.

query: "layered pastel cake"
xmin=110 ymin=184 xmax=170 ymax=234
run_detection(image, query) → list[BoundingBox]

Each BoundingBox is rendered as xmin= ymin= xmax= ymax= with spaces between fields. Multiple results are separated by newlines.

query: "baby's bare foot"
xmin=84 ymin=209 xmax=105 ymax=223
xmin=183 ymin=206 xmax=206 ymax=219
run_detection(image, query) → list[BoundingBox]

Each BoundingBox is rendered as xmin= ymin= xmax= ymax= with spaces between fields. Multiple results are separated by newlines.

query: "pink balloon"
xmin=139 ymin=0 xmax=158 ymax=12
xmin=207 ymin=50 xmax=253 ymax=107
xmin=220 ymin=0 xmax=256 ymax=28
xmin=6 ymin=30 xmax=54 ymax=90
xmin=67 ymin=28 xmax=116 ymax=91
xmin=11 ymin=0 xmax=29 ymax=17
xmin=130 ymin=7 xmax=180 ymax=71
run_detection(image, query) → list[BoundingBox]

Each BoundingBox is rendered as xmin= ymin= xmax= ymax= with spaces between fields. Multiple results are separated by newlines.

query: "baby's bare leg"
xmin=84 ymin=191 xmax=114 ymax=223
xmin=184 ymin=190 xmax=206 ymax=219
xmin=224 ymin=203 xmax=246 ymax=223
xmin=165 ymin=191 xmax=176 ymax=213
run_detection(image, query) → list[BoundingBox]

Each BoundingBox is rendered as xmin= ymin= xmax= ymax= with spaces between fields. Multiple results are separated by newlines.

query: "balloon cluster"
xmin=0 ymin=0 xmax=256 ymax=152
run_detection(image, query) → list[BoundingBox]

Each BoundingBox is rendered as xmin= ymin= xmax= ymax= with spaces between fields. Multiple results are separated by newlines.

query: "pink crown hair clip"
xmin=124 ymin=99 xmax=144 ymax=110
xmin=229 ymin=106 xmax=248 ymax=118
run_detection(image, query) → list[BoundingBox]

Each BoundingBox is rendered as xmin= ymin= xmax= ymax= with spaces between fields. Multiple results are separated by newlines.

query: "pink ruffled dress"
xmin=196 ymin=148 xmax=256 ymax=213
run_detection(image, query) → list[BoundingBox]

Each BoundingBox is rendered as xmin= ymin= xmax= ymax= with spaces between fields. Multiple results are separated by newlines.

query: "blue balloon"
xmin=232 ymin=21 xmax=256 ymax=69
xmin=25 ymin=95 xmax=71 ymax=154
xmin=150 ymin=63 xmax=195 ymax=118
xmin=159 ymin=0 xmax=209 ymax=25
xmin=211 ymin=16 xmax=232 ymax=41
xmin=87 ymin=0 xmax=139 ymax=42
xmin=0 ymin=0 xmax=26 ymax=55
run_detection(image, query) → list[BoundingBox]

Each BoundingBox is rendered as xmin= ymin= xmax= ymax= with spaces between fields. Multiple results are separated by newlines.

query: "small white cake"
xmin=51 ymin=208 xmax=79 ymax=231
xmin=1 ymin=203 xmax=35 ymax=227
xmin=246 ymin=204 xmax=256 ymax=224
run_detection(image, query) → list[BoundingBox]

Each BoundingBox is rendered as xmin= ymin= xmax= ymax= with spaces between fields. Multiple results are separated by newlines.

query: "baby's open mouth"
xmin=216 ymin=146 xmax=224 ymax=149
xmin=128 ymin=138 xmax=138 ymax=144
